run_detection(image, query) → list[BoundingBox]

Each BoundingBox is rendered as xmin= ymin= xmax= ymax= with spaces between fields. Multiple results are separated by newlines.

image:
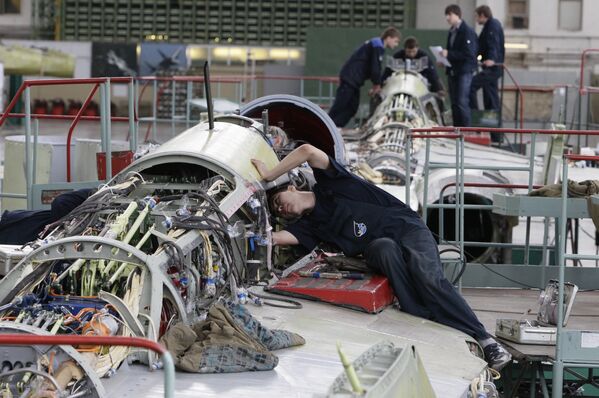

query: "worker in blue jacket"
xmin=251 ymin=144 xmax=512 ymax=371
xmin=328 ymin=27 xmax=401 ymax=127
xmin=470 ymin=5 xmax=505 ymax=141
xmin=440 ymin=4 xmax=478 ymax=127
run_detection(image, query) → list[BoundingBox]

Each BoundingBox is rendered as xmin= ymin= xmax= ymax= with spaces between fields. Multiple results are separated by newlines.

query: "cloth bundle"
xmin=529 ymin=179 xmax=599 ymax=230
xmin=528 ymin=179 xmax=599 ymax=198
xmin=160 ymin=301 xmax=305 ymax=373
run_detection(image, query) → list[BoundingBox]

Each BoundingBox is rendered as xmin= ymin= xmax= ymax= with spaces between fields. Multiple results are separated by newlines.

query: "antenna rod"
xmin=203 ymin=61 xmax=214 ymax=130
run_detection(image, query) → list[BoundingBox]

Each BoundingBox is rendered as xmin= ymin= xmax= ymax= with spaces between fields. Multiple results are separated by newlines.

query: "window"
xmin=559 ymin=0 xmax=582 ymax=31
xmin=506 ymin=0 xmax=529 ymax=29
xmin=0 ymin=0 xmax=20 ymax=14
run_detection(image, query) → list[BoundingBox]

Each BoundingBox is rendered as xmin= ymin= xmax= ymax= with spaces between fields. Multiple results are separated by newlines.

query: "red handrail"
xmin=66 ymin=83 xmax=100 ymax=182
xmin=0 ymin=113 xmax=130 ymax=122
xmin=441 ymin=182 xmax=543 ymax=193
xmin=0 ymin=77 xmax=136 ymax=129
xmin=503 ymin=85 xmax=570 ymax=93
xmin=411 ymin=133 xmax=462 ymax=139
xmin=579 ymin=49 xmax=599 ymax=95
xmin=137 ymin=75 xmax=244 ymax=84
xmin=0 ymin=334 xmax=167 ymax=355
xmin=501 ymin=64 xmax=524 ymax=130
xmin=0 ymin=77 xmax=138 ymax=186
xmin=0 ymin=83 xmax=27 ymax=128
xmin=0 ymin=334 xmax=171 ymax=395
xmin=565 ymin=154 xmax=599 ymax=161
xmin=411 ymin=126 xmax=599 ymax=136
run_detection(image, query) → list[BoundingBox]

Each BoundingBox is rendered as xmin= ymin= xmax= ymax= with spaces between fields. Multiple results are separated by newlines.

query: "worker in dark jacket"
xmin=470 ymin=5 xmax=505 ymax=140
xmin=328 ymin=27 xmax=401 ymax=127
xmin=0 ymin=189 xmax=92 ymax=244
xmin=382 ymin=36 xmax=444 ymax=94
xmin=440 ymin=4 xmax=478 ymax=127
xmin=251 ymin=144 xmax=513 ymax=371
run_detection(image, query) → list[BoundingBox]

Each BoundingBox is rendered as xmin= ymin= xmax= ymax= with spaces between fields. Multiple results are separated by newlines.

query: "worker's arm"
xmin=425 ymin=57 xmax=444 ymax=93
xmin=272 ymin=230 xmax=299 ymax=246
xmin=251 ymin=144 xmax=330 ymax=182
xmin=483 ymin=21 xmax=502 ymax=67
xmin=370 ymin=44 xmax=384 ymax=82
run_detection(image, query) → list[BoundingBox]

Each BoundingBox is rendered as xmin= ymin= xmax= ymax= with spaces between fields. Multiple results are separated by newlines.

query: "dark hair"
xmin=445 ymin=4 xmax=462 ymax=18
xmin=268 ymin=186 xmax=287 ymax=215
xmin=475 ymin=5 xmax=492 ymax=18
xmin=404 ymin=36 xmax=419 ymax=49
xmin=381 ymin=26 xmax=401 ymax=40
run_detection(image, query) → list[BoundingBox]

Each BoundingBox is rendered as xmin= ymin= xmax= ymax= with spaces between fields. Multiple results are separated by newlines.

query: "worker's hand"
xmin=483 ymin=59 xmax=495 ymax=67
xmin=251 ymin=159 xmax=270 ymax=180
xmin=368 ymin=85 xmax=381 ymax=97
xmin=441 ymin=49 xmax=448 ymax=58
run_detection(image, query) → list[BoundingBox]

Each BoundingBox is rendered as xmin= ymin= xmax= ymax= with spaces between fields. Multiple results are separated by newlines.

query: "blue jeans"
xmin=448 ymin=72 xmax=473 ymax=127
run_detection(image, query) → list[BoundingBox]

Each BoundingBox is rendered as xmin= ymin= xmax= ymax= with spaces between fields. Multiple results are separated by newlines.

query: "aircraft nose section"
xmin=240 ymin=94 xmax=346 ymax=164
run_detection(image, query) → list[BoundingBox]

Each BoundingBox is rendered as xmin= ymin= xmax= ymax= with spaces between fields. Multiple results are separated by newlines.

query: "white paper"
xmin=581 ymin=332 xmax=599 ymax=348
xmin=429 ymin=46 xmax=451 ymax=67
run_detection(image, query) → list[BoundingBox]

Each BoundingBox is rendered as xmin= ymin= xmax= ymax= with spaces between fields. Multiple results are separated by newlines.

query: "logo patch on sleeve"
xmin=353 ymin=221 xmax=367 ymax=238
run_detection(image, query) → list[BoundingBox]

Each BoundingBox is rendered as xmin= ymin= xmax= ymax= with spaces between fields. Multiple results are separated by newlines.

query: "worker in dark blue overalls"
xmin=440 ymin=4 xmax=478 ymax=127
xmin=251 ymin=144 xmax=512 ymax=371
xmin=328 ymin=27 xmax=401 ymax=127
xmin=470 ymin=5 xmax=505 ymax=142
xmin=382 ymin=36 xmax=444 ymax=95
xmin=0 ymin=189 xmax=92 ymax=244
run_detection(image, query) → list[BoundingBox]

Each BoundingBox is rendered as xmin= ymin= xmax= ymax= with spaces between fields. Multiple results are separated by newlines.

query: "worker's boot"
xmin=483 ymin=342 xmax=512 ymax=370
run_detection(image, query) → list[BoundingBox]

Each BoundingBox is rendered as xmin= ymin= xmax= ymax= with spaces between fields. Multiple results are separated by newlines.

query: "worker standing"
xmin=440 ymin=4 xmax=478 ymax=127
xmin=328 ymin=27 xmax=401 ymax=127
xmin=470 ymin=5 xmax=505 ymax=141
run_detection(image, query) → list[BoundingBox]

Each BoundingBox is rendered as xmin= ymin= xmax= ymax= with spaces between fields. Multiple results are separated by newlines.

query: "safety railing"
xmin=501 ymin=64 xmax=524 ymax=130
xmin=576 ymin=49 xmax=599 ymax=147
xmin=0 ymin=74 xmax=340 ymax=210
xmin=245 ymin=74 xmax=339 ymax=107
xmin=0 ymin=334 xmax=174 ymax=398
xmin=408 ymin=126 xmax=599 ymax=274
xmin=135 ymin=75 xmax=246 ymax=141
xmin=553 ymin=153 xmax=599 ymax=398
xmin=0 ymin=77 xmax=137 ymax=209
xmin=405 ymin=130 xmax=466 ymax=274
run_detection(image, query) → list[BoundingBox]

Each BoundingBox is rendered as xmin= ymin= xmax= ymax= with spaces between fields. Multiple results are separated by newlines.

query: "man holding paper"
xmin=438 ymin=4 xmax=478 ymax=127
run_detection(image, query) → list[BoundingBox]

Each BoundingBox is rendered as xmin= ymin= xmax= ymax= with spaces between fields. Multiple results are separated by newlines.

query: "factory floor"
xmin=466 ymin=287 xmax=599 ymax=359
xmin=98 ymin=288 xmax=599 ymax=397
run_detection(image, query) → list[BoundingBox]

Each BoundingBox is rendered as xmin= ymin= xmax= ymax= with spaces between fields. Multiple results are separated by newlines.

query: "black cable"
xmin=439 ymin=247 xmax=468 ymax=285
xmin=249 ymin=291 xmax=303 ymax=309
xmin=432 ymin=231 xmax=543 ymax=289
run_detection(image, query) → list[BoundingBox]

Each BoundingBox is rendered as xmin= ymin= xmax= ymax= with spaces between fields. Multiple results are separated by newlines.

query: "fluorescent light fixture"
xmin=505 ymin=42 xmax=529 ymax=50
xmin=249 ymin=48 xmax=269 ymax=60
xmin=269 ymin=48 xmax=301 ymax=60
xmin=187 ymin=47 xmax=207 ymax=60
xmin=213 ymin=47 xmax=247 ymax=61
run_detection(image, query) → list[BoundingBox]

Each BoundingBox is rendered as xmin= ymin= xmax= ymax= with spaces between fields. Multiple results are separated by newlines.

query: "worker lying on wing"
xmin=251 ymin=144 xmax=512 ymax=370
